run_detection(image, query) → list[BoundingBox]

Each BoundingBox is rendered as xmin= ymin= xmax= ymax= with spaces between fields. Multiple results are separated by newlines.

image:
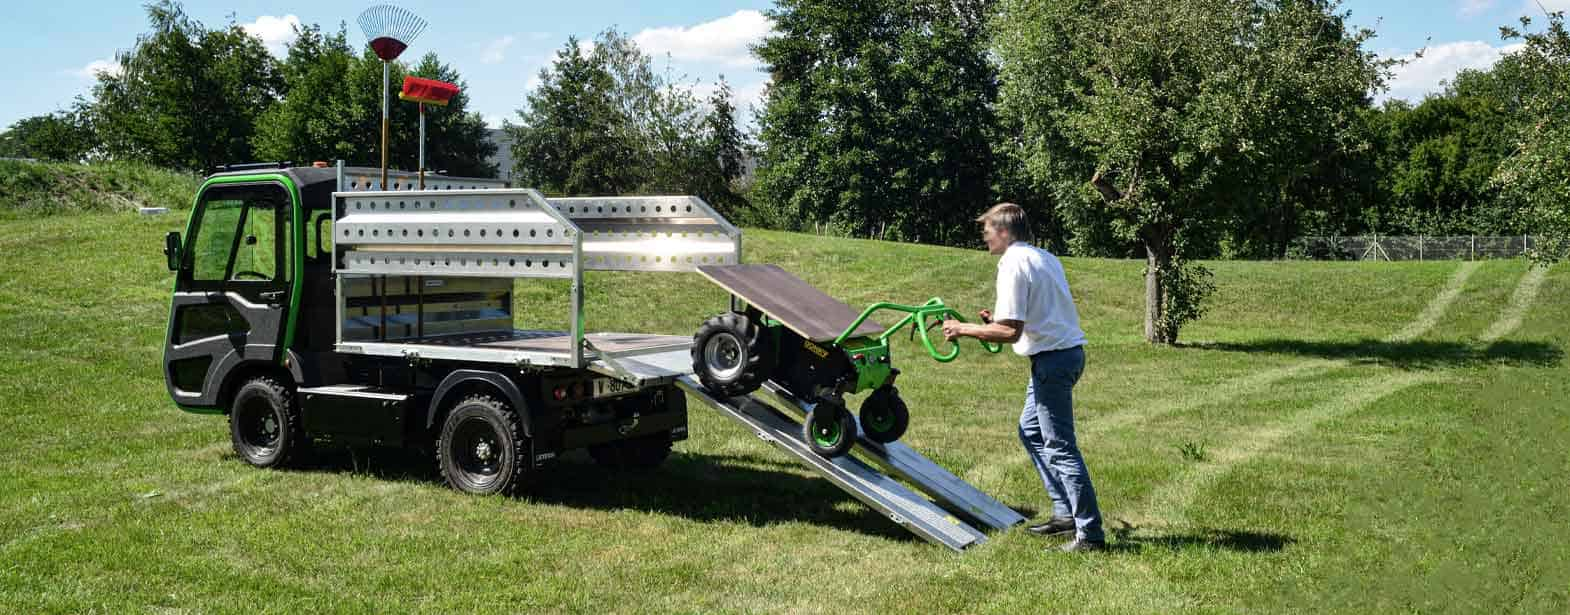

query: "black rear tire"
xmin=692 ymin=311 xmax=774 ymax=397
xmin=229 ymin=376 xmax=308 ymax=468
xmin=437 ymin=395 xmax=530 ymax=495
xmin=588 ymin=435 xmax=673 ymax=470
xmin=859 ymin=385 xmax=910 ymax=444
xmin=803 ymin=402 xmax=857 ymax=458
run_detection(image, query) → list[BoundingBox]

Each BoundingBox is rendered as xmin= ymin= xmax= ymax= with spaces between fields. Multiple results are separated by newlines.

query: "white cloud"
xmin=242 ymin=14 xmax=302 ymax=58
xmin=1381 ymin=40 xmax=1525 ymax=102
xmin=1459 ymin=0 xmax=1497 ymax=16
xmin=481 ymin=35 xmax=515 ymax=64
xmin=71 ymin=59 xmax=121 ymax=79
xmin=632 ymin=10 xmax=771 ymax=68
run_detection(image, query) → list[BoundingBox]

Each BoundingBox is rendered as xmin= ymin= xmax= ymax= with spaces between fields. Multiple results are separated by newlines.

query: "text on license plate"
xmin=592 ymin=377 xmax=638 ymax=399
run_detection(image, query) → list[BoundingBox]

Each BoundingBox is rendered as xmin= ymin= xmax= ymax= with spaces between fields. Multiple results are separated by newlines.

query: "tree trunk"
xmin=1143 ymin=238 xmax=1174 ymax=344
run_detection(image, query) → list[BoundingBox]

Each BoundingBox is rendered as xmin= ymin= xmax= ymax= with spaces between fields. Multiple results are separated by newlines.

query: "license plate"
xmin=592 ymin=377 xmax=638 ymax=399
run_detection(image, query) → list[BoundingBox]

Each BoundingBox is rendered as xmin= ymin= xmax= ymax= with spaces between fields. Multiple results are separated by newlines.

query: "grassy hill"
xmin=0 ymin=209 xmax=1566 ymax=613
xmin=0 ymin=160 xmax=198 ymax=219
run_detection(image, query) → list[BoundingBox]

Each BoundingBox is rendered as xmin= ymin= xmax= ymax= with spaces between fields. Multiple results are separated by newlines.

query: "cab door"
xmin=164 ymin=179 xmax=296 ymax=409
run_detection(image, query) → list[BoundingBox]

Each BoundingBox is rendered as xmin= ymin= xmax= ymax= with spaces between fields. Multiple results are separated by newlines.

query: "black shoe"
xmin=1026 ymin=516 xmax=1075 ymax=537
xmin=1058 ymin=538 xmax=1107 ymax=553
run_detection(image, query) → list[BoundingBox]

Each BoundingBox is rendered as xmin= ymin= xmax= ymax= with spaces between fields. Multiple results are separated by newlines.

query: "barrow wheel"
xmin=691 ymin=311 xmax=774 ymax=397
xmin=859 ymin=385 xmax=910 ymax=444
xmin=437 ymin=395 xmax=530 ymax=495
xmin=229 ymin=376 xmax=308 ymax=468
xmin=589 ymin=435 xmax=673 ymax=470
xmin=803 ymin=402 xmax=857 ymax=458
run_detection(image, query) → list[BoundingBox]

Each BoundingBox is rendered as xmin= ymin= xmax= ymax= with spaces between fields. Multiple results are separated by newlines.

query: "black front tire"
xmin=859 ymin=385 xmax=910 ymax=444
xmin=692 ymin=311 xmax=774 ymax=397
xmin=803 ymin=402 xmax=857 ymax=458
xmin=437 ymin=395 xmax=530 ymax=495
xmin=588 ymin=435 xmax=673 ymax=470
xmin=229 ymin=376 xmax=307 ymax=468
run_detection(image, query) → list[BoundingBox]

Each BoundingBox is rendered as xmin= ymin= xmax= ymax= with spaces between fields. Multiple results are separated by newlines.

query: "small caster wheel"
xmin=803 ymin=402 xmax=856 ymax=458
xmin=859 ymin=385 xmax=909 ymax=443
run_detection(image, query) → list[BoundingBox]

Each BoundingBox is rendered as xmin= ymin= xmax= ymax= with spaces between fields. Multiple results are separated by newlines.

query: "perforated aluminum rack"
xmin=331 ymin=170 xmax=740 ymax=371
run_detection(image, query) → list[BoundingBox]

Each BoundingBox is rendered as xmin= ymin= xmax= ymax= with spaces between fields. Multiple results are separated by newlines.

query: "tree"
xmin=995 ymin=0 xmax=1386 ymax=343
xmin=0 ymin=106 xmax=96 ymax=162
xmin=252 ymin=23 xmax=358 ymax=163
xmin=93 ymin=1 xmax=281 ymax=171
xmin=753 ymin=0 xmax=1000 ymax=244
xmin=693 ymin=78 xmax=752 ymax=216
xmin=1493 ymin=11 xmax=1570 ymax=262
xmin=1358 ymin=68 xmax=1522 ymax=236
xmin=508 ymin=37 xmax=635 ymax=195
xmin=508 ymin=31 xmax=748 ymax=196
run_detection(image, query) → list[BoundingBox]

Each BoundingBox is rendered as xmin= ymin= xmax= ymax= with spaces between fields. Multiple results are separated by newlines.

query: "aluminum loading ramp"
xmin=676 ymin=375 xmax=1024 ymax=551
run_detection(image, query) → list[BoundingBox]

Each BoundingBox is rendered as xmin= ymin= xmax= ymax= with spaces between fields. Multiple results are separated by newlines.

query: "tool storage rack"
xmin=331 ymin=173 xmax=741 ymax=375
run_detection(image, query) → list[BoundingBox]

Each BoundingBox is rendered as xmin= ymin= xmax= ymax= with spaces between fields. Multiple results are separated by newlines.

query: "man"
xmin=942 ymin=203 xmax=1105 ymax=552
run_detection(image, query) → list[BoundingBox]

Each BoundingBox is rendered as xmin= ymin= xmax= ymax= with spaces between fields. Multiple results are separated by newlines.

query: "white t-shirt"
xmin=993 ymin=242 xmax=1087 ymax=356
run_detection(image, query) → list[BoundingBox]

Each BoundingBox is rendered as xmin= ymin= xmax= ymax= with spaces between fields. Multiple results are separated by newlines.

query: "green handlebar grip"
xmin=836 ymin=298 xmax=1004 ymax=362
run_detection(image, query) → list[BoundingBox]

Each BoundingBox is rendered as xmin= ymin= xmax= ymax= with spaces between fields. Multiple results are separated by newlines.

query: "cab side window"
xmin=190 ymin=198 xmax=242 ymax=281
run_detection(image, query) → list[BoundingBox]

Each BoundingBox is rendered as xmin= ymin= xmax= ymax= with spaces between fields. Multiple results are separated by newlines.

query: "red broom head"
xmin=399 ymin=76 xmax=460 ymax=106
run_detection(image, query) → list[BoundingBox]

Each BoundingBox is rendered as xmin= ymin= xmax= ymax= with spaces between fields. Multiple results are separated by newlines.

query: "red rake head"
xmin=358 ymin=5 xmax=426 ymax=61
xmin=399 ymin=76 xmax=460 ymax=106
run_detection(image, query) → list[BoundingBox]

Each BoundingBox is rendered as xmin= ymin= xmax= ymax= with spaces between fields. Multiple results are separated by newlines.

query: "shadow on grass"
xmin=1187 ymin=339 xmax=1562 ymax=369
xmin=287 ymin=447 xmax=934 ymax=544
xmin=1106 ymin=520 xmax=1294 ymax=553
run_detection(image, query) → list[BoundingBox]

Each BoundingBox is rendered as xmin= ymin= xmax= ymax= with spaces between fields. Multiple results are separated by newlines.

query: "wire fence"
xmin=1293 ymin=235 xmax=1539 ymax=261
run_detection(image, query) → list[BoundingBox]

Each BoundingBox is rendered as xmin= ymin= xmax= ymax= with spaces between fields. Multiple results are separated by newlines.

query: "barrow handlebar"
xmin=835 ymin=298 xmax=1003 ymax=363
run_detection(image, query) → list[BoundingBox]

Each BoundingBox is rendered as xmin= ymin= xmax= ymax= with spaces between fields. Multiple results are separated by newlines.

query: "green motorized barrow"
xmin=691 ymin=264 xmax=999 ymax=458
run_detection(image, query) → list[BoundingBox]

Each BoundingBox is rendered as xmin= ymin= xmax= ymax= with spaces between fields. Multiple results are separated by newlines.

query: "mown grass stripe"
xmin=1386 ymin=261 xmax=1481 ymax=343
xmin=1137 ymin=371 xmax=1445 ymax=527
xmin=1481 ymin=265 xmax=1551 ymax=343
xmin=1090 ymin=260 xmax=1479 ymax=437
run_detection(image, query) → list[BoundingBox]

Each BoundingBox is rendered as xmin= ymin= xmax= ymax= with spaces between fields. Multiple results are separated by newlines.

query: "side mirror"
xmin=164 ymin=231 xmax=182 ymax=271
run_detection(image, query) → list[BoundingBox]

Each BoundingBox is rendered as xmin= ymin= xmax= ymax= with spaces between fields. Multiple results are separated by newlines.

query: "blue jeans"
xmin=1018 ymin=345 xmax=1103 ymax=541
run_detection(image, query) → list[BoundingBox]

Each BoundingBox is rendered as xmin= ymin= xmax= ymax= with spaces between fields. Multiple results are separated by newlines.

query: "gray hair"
xmin=976 ymin=202 xmax=1032 ymax=242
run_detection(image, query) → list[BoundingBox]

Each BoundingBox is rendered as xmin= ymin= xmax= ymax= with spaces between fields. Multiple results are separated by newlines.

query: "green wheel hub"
xmin=811 ymin=413 xmax=844 ymax=447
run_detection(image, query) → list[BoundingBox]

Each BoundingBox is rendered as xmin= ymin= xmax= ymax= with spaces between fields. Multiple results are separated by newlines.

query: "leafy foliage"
xmin=91 ymin=1 xmax=281 ymax=171
xmin=508 ymin=36 xmax=637 ymax=195
xmin=507 ymin=31 xmax=750 ymax=206
xmin=63 ymin=2 xmax=497 ymax=177
xmin=994 ymin=0 xmax=1386 ymax=343
xmin=0 ymin=107 xmax=97 ymax=162
xmin=752 ymin=0 xmax=1000 ymax=245
xmin=1492 ymin=11 xmax=1570 ymax=262
xmin=1364 ymin=69 xmax=1524 ymax=236
xmin=251 ymin=24 xmax=359 ymax=164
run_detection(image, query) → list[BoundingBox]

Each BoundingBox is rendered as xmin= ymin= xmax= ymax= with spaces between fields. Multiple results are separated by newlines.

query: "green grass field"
xmin=1 ymin=211 xmax=1566 ymax=613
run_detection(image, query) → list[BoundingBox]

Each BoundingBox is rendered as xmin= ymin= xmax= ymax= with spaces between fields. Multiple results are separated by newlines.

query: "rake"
xmin=358 ymin=5 xmax=428 ymax=188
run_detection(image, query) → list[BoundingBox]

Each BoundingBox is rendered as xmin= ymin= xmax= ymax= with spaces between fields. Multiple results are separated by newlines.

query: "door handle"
xmin=260 ymin=290 xmax=285 ymax=306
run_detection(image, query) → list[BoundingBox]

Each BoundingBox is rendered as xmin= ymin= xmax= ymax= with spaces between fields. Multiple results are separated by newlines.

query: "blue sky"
xmin=2 ymin=0 xmax=1566 ymax=131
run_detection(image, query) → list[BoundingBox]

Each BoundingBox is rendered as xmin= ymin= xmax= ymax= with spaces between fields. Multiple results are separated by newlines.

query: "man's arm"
xmin=943 ymin=318 xmax=1022 ymax=344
